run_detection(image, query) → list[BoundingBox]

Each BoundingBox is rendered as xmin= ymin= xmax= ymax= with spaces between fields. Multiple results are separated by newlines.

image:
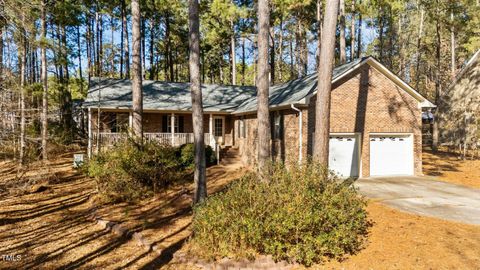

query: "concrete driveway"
xmin=355 ymin=176 xmax=480 ymax=225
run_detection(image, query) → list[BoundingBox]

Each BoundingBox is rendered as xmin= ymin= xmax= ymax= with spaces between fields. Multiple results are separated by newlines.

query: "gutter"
xmin=290 ymin=104 xmax=303 ymax=163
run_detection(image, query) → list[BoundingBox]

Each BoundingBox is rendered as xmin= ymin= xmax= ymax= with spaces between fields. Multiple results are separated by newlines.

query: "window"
xmin=237 ymin=117 xmax=246 ymax=138
xmin=162 ymin=115 xmax=184 ymax=133
xmin=242 ymin=118 xmax=246 ymax=138
xmin=271 ymin=112 xmax=282 ymax=140
xmin=214 ymin=118 xmax=223 ymax=137
xmin=115 ymin=113 xmax=129 ymax=132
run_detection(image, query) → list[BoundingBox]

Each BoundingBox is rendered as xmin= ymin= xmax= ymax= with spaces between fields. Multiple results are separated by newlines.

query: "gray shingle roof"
xmin=234 ymin=57 xmax=365 ymax=113
xmin=84 ymin=79 xmax=257 ymax=112
xmin=83 ymin=57 xmax=367 ymax=113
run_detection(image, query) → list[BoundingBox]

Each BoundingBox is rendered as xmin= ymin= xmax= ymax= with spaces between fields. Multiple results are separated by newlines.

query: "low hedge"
xmin=191 ymin=162 xmax=369 ymax=266
xmin=86 ymin=140 xmax=218 ymax=203
xmin=179 ymin=143 xmax=217 ymax=168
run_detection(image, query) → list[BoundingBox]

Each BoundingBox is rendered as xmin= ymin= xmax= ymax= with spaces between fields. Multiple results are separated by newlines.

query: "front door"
xmin=213 ymin=117 xmax=225 ymax=144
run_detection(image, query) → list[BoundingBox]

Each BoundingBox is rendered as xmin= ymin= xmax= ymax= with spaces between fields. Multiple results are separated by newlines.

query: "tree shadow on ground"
xmin=0 ymin=153 xmax=246 ymax=269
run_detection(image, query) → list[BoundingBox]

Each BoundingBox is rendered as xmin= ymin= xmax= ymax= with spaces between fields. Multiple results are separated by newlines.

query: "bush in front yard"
xmin=191 ymin=162 xmax=369 ymax=266
xmin=179 ymin=143 xmax=217 ymax=167
xmin=86 ymin=140 xmax=186 ymax=202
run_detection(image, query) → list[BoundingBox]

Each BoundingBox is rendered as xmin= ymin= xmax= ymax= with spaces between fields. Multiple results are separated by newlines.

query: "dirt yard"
xmin=1 ymin=150 xmax=479 ymax=269
xmin=319 ymin=202 xmax=480 ymax=269
xmin=0 ymin=152 xmax=244 ymax=269
xmin=423 ymin=148 xmax=480 ymax=189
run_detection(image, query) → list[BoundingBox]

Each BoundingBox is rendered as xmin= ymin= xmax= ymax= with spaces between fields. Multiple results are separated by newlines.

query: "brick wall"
xmin=233 ymin=109 xmax=308 ymax=167
xmin=307 ymin=65 xmax=422 ymax=176
xmin=233 ymin=65 xmax=422 ymax=176
xmin=438 ymin=53 xmax=480 ymax=145
xmin=233 ymin=114 xmax=258 ymax=166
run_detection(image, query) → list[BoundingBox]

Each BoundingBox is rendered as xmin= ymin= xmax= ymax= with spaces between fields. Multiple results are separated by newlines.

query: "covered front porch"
xmin=87 ymin=109 xmax=233 ymax=157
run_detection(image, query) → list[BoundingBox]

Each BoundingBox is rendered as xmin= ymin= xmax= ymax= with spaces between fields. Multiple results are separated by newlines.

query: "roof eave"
xmin=232 ymin=102 xmax=308 ymax=115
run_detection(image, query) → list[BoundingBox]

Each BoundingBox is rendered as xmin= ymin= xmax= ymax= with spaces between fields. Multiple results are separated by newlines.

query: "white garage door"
xmin=370 ymin=134 xmax=414 ymax=176
xmin=329 ymin=135 xmax=360 ymax=178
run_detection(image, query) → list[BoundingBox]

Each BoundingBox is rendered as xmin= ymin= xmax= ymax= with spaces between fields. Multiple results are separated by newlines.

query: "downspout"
xmin=291 ymin=104 xmax=303 ymax=163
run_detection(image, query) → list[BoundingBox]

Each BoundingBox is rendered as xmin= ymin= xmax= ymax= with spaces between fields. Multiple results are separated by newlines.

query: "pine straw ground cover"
xmin=0 ymin=150 xmax=479 ymax=269
xmin=0 ymin=151 xmax=244 ymax=269
xmin=423 ymin=148 xmax=480 ymax=189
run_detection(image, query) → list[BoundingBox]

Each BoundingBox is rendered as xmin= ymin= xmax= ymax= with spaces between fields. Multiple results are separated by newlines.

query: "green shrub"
xmin=191 ymin=162 xmax=369 ymax=266
xmin=86 ymin=140 xmax=187 ymax=202
xmin=179 ymin=143 xmax=217 ymax=168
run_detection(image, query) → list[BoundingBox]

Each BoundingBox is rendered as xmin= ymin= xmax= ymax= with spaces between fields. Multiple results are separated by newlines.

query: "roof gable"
xmin=304 ymin=57 xmax=435 ymax=109
xmin=233 ymin=58 xmax=366 ymax=113
xmin=447 ymin=49 xmax=480 ymax=91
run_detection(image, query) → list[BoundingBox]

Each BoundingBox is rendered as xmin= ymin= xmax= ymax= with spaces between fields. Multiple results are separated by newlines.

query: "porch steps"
xmin=219 ymin=146 xmax=241 ymax=167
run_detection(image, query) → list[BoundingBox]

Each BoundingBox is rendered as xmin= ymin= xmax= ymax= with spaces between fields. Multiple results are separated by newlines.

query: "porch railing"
xmin=92 ymin=132 xmax=215 ymax=149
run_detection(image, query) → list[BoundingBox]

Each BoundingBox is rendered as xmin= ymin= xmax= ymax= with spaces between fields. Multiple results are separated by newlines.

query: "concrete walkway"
xmin=355 ymin=176 xmax=480 ymax=225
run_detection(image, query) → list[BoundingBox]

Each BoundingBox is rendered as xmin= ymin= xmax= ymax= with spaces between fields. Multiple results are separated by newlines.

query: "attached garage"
xmin=369 ymin=134 xmax=414 ymax=176
xmin=328 ymin=134 xmax=360 ymax=178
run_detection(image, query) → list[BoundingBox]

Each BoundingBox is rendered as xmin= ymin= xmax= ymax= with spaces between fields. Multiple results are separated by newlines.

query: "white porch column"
xmin=209 ymin=113 xmax=213 ymax=147
xmin=128 ymin=111 xmax=133 ymax=136
xmin=171 ymin=113 xmax=175 ymax=145
xmin=128 ymin=111 xmax=133 ymax=128
xmin=87 ymin=108 xmax=92 ymax=158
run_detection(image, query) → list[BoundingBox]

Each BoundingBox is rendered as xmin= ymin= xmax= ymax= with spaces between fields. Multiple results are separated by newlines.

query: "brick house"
xmin=84 ymin=56 xmax=434 ymax=178
xmin=438 ymin=50 xmax=480 ymax=149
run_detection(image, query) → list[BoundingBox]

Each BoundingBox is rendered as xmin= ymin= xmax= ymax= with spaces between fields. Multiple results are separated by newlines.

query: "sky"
xmin=0 ymin=14 xmax=377 ymax=84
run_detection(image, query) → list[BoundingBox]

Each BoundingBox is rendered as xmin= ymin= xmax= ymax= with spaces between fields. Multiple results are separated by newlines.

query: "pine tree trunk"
xmin=432 ymin=15 xmax=441 ymax=152
xmin=77 ymin=25 xmax=83 ymax=82
xmin=339 ymin=0 xmax=346 ymax=64
xmin=350 ymin=0 xmax=355 ymax=61
xmin=41 ymin=0 xmax=48 ymax=161
xmin=165 ymin=13 xmax=174 ymax=81
xmin=316 ymin=0 xmax=323 ymax=68
xmin=131 ymin=0 xmax=143 ymax=141
xmin=142 ymin=18 xmax=146 ymax=79
xmin=62 ymin=25 xmax=69 ymax=81
xmin=295 ymin=22 xmax=307 ymax=77
xmin=257 ymin=0 xmax=271 ymax=176
xmin=86 ymin=13 xmax=92 ymax=84
xmin=241 ymin=36 xmax=246 ymax=85
xmin=231 ymin=20 xmax=236 ymax=85
xmin=90 ymin=16 xmax=96 ymax=79
xmin=414 ymin=7 xmax=424 ymax=90
xmin=314 ymin=0 xmax=339 ymax=164
xmin=0 ymin=24 xmax=3 ymax=80
xmin=377 ymin=9 xmax=384 ymax=60
xmin=19 ymin=33 xmax=26 ymax=165
xmin=95 ymin=8 xmax=100 ymax=77
xmin=98 ymin=13 xmax=103 ymax=77
xmin=189 ymin=0 xmax=207 ymax=204
xmin=278 ymin=19 xmax=283 ymax=82
xmin=398 ymin=16 xmax=405 ymax=78
xmin=110 ymin=17 xmax=115 ymax=76
xmin=123 ymin=0 xmax=130 ymax=78
xmin=289 ymin=38 xmax=294 ymax=79
xmin=120 ymin=0 xmax=125 ymax=79
xmin=450 ymin=10 xmax=455 ymax=78
xmin=356 ymin=0 xmax=362 ymax=58
xmin=269 ymin=26 xmax=275 ymax=84
xmin=149 ymin=11 xmax=155 ymax=80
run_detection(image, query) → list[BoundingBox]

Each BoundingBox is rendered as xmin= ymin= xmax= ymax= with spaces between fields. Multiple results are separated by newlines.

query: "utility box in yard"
xmin=73 ymin=154 xmax=85 ymax=168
